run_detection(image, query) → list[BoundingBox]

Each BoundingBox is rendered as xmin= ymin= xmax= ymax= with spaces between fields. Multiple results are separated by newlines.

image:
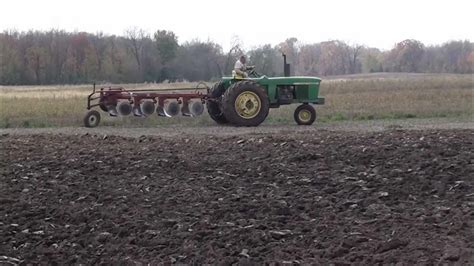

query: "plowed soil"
xmin=0 ymin=129 xmax=473 ymax=264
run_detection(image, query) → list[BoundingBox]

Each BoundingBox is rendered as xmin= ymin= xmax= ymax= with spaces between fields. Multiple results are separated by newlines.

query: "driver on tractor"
xmin=233 ymin=55 xmax=254 ymax=79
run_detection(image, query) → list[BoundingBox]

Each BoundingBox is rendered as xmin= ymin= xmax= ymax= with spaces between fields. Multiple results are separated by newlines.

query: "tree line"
xmin=0 ymin=29 xmax=472 ymax=85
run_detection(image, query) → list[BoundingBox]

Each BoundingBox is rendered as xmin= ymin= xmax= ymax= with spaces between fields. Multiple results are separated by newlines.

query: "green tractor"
xmin=206 ymin=54 xmax=324 ymax=127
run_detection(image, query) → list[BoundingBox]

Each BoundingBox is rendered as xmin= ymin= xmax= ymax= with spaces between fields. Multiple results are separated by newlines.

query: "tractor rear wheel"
xmin=84 ymin=110 xmax=101 ymax=128
xmin=221 ymin=81 xmax=269 ymax=127
xmin=294 ymin=104 xmax=316 ymax=125
xmin=206 ymin=81 xmax=228 ymax=124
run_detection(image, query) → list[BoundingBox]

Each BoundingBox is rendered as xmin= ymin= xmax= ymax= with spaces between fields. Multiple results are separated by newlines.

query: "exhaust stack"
xmin=283 ymin=53 xmax=291 ymax=77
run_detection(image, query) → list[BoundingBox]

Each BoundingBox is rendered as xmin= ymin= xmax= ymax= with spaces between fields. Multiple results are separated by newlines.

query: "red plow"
xmin=84 ymin=83 xmax=209 ymax=127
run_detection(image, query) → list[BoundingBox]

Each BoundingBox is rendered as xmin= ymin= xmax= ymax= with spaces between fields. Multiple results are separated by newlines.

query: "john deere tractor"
xmin=207 ymin=54 xmax=324 ymax=127
xmin=83 ymin=54 xmax=324 ymax=128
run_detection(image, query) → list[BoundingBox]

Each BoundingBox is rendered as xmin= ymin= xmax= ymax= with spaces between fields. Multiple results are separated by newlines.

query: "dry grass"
xmin=0 ymin=74 xmax=472 ymax=128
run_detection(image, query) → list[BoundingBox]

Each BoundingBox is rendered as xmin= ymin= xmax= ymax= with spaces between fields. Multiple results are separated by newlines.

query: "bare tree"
xmin=0 ymin=29 xmax=472 ymax=85
xmin=298 ymin=44 xmax=321 ymax=76
xmin=124 ymin=27 xmax=147 ymax=72
xmin=224 ymin=36 xmax=244 ymax=75
xmin=89 ymin=32 xmax=108 ymax=77
xmin=386 ymin=39 xmax=424 ymax=72
xmin=348 ymin=44 xmax=363 ymax=74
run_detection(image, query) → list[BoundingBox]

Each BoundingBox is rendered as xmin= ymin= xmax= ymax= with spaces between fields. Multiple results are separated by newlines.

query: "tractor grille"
xmin=295 ymin=85 xmax=310 ymax=100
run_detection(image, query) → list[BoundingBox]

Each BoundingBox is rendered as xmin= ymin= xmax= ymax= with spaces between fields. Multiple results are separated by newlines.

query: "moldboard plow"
xmin=84 ymin=83 xmax=208 ymax=128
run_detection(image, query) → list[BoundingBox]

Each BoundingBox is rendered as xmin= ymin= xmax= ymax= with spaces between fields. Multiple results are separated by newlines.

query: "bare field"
xmin=0 ymin=73 xmax=472 ymax=128
xmin=1 ymin=130 xmax=473 ymax=264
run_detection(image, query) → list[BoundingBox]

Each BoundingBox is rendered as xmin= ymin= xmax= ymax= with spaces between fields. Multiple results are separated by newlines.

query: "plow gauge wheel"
xmin=84 ymin=110 xmax=101 ymax=128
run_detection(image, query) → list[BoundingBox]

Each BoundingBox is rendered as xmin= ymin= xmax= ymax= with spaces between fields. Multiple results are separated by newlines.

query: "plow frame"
xmin=86 ymin=83 xmax=210 ymax=111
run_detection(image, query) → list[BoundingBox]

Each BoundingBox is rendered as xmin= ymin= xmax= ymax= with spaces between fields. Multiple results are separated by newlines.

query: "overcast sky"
xmin=1 ymin=0 xmax=472 ymax=51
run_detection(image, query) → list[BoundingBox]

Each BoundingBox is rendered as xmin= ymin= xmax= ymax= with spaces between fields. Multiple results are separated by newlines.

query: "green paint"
xmin=220 ymin=75 xmax=324 ymax=107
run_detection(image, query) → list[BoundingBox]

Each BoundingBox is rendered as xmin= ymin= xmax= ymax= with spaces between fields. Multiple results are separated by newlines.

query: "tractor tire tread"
xmin=294 ymin=104 xmax=316 ymax=125
xmin=221 ymin=81 xmax=269 ymax=127
xmin=207 ymin=81 xmax=228 ymax=124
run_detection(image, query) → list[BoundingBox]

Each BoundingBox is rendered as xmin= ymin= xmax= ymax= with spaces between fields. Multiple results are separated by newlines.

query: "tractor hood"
xmin=222 ymin=75 xmax=322 ymax=84
xmin=264 ymin=76 xmax=322 ymax=84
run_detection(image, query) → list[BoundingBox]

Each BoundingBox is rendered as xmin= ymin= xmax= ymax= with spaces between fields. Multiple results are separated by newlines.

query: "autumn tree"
xmin=386 ymin=39 xmax=425 ymax=72
xmin=88 ymin=32 xmax=108 ymax=80
xmin=439 ymin=40 xmax=472 ymax=73
xmin=360 ymin=48 xmax=384 ymax=73
xmin=0 ymin=31 xmax=22 ymax=84
xmin=297 ymin=43 xmax=322 ymax=76
xmin=317 ymin=40 xmax=351 ymax=76
xmin=26 ymin=46 xmax=47 ymax=84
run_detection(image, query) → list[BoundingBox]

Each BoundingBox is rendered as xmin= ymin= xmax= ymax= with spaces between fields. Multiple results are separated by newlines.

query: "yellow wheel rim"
xmin=234 ymin=91 xmax=261 ymax=119
xmin=298 ymin=109 xmax=312 ymax=123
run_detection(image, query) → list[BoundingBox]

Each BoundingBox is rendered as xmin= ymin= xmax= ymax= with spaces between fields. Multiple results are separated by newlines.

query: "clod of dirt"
xmin=376 ymin=239 xmax=409 ymax=253
xmin=443 ymin=247 xmax=461 ymax=261
xmin=239 ymin=249 xmax=250 ymax=258
xmin=269 ymin=230 xmax=292 ymax=239
xmin=327 ymin=246 xmax=350 ymax=258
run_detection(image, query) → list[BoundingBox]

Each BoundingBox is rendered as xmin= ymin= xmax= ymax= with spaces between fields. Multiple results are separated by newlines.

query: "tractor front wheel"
xmin=206 ymin=81 xmax=228 ymax=124
xmin=84 ymin=110 xmax=101 ymax=128
xmin=294 ymin=104 xmax=316 ymax=125
xmin=222 ymin=81 xmax=269 ymax=127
